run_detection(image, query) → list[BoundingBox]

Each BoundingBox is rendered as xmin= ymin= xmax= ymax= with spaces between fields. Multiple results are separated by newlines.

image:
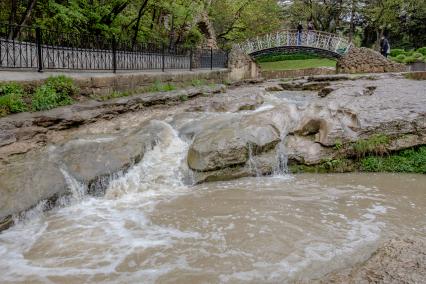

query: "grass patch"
xmin=259 ymin=59 xmax=336 ymax=71
xmin=256 ymin=53 xmax=323 ymax=63
xmin=360 ymin=147 xmax=426 ymax=174
xmin=148 ymin=81 xmax=177 ymax=92
xmin=351 ymin=134 xmax=390 ymax=158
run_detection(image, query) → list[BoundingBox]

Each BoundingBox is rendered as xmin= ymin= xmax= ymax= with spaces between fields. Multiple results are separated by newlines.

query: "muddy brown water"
xmin=0 ymin=172 xmax=425 ymax=283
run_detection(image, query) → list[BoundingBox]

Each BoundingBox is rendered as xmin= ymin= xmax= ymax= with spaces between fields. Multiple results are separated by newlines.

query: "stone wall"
xmin=261 ymin=67 xmax=336 ymax=79
xmin=3 ymin=69 xmax=230 ymax=97
xmin=227 ymin=49 xmax=261 ymax=81
xmin=337 ymin=47 xmax=407 ymax=74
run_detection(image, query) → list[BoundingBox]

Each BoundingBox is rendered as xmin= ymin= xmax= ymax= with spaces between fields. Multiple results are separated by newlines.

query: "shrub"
xmin=389 ymin=48 xmax=405 ymax=57
xmin=0 ymin=82 xmax=28 ymax=116
xmin=416 ymin=47 xmax=426 ymax=56
xmin=403 ymin=56 xmax=421 ymax=64
xmin=394 ymin=54 xmax=406 ymax=63
xmin=44 ymin=75 xmax=79 ymax=98
xmin=413 ymin=52 xmax=423 ymax=59
xmin=32 ymin=85 xmax=73 ymax=111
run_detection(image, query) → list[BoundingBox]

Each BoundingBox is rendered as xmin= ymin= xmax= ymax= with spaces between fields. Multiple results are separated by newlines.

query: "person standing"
xmin=307 ymin=20 xmax=314 ymax=45
xmin=297 ymin=22 xmax=303 ymax=46
xmin=380 ymin=36 xmax=390 ymax=57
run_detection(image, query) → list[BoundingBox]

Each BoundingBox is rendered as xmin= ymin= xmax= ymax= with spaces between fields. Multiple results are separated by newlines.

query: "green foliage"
xmin=403 ymin=56 xmax=422 ymax=64
xmin=31 ymin=85 xmax=73 ymax=111
xmin=31 ymin=76 xmax=77 ymax=111
xmin=361 ymin=147 xmax=426 ymax=174
xmin=417 ymin=47 xmax=426 ymax=56
xmin=149 ymin=81 xmax=176 ymax=92
xmin=352 ymin=134 xmax=390 ymax=158
xmin=0 ymin=83 xmax=28 ymax=116
xmin=334 ymin=139 xmax=343 ymax=150
xmin=44 ymin=76 xmax=79 ymax=98
xmin=389 ymin=49 xmax=405 ymax=57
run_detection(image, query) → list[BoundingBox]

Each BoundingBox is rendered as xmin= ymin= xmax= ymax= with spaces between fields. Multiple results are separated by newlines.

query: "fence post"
xmin=36 ymin=27 xmax=43 ymax=72
xmin=112 ymin=36 xmax=117 ymax=73
xmin=189 ymin=49 xmax=193 ymax=71
xmin=210 ymin=47 xmax=213 ymax=70
xmin=162 ymin=43 xmax=165 ymax=72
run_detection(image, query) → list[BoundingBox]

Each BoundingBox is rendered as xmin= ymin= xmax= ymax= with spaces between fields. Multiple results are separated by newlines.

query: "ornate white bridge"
xmin=236 ymin=29 xmax=352 ymax=58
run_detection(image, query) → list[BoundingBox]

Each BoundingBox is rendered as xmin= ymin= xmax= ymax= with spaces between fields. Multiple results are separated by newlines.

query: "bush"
xmin=416 ymin=47 xmax=426 ymax=56
xmin=413 ymin=52 xmax=423 ymax=59
xmin=32 ymin=85 xmax=73 ymax=111
xmin=393 ymin=54 xmax=406 ymax=63
xmin=389 ymin=48 xmax=405 ymax=57
xmin=0 ymin=82 xmax=28 ymax=116
xmin=44 ymin=75 xmax=79 ymax=98
xmin=403 ymin=56 xmax=421 ymax=64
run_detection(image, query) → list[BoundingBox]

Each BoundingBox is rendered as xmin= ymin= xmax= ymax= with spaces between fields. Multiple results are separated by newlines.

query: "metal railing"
xmin=236 ymin=29 xmax=352 ymax=56
xmin=0 ymin=23 xmax=228 ymax=72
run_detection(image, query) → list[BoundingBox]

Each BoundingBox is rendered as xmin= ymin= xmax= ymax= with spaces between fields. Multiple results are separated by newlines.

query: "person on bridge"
xmin=307 ymin=21 xmax=314 ymax=45
xmin=380 ymin=36 xmax=390 ymax=58
xmin=297 ymin=22 xmax=303 ymax=46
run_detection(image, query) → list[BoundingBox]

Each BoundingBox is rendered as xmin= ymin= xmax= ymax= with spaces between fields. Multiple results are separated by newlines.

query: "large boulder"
xmin=187 ymin=109 xmax=284 ymax=173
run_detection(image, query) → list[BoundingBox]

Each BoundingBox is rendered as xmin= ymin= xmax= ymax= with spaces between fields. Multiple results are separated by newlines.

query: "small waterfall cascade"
xmin=274 ymin=129 xmax=290 ymax=176
xmin=247 ymin=143 xmax=262 ymax=177
xmin=105 ymin=121 xmax=191 ymax=198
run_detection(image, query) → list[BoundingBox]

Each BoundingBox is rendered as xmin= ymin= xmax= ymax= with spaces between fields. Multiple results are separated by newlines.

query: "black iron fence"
xmin=0 ymin=23 xmax=228 ymax=72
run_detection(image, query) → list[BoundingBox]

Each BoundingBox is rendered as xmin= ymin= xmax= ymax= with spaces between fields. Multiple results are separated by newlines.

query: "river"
xmin=0 ymin=126 xmax=425 ymax=283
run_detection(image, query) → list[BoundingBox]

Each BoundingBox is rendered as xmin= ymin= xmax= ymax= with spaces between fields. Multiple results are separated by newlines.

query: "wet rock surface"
xmin=317 ymin=238 xmax=426 ymax=283
xmin=1 ymin=72 xmax=425 ymax=232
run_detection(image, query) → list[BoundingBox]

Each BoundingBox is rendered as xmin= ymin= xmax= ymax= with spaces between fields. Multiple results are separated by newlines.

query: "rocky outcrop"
xmin=0 ymin=120 xmax=174 ymax=230
xmin=228 ymin=48 xmax=261 ymax=81
xmin=337 ymin=47 xmax=406 ymax=74
xmin=318 ymin=238 xmax=426 ymax=283
xmin=185 ymin=108 xmax=283 ymax=181
xmin=0 ymin=85 xmax=225 ymax=161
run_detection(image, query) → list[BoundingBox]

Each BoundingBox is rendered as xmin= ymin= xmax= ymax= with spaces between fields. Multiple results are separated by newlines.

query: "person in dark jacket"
xmin=297 ymin=22 xmax=303 ymax=46
xmin=380 ymin=36 xmax=390 ymax=57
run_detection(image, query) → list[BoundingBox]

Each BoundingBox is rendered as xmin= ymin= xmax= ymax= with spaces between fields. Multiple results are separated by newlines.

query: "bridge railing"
xmin=236 ymin=29 xmax=352 ymax=56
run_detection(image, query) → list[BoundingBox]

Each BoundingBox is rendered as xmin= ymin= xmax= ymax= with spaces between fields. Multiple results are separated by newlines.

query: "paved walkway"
xmin=0 ymin=68 xmax=228 ymax=82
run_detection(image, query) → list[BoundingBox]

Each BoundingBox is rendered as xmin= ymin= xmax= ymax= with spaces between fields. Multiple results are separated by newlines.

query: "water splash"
xmin=106 ymin=121 xmax=191 ymax=198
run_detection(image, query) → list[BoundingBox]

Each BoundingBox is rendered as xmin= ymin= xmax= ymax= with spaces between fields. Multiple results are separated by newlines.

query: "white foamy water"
xmin=1 ymin=147 xmax=426 ymax=284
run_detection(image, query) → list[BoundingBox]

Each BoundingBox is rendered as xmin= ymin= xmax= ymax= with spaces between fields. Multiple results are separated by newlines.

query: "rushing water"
xmin=1 ymin=117 xmax=426 ymax=283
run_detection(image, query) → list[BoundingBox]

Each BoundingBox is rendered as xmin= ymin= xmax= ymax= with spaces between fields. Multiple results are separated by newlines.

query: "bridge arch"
xmin=235 ymin=30 xmax=352 ymax=59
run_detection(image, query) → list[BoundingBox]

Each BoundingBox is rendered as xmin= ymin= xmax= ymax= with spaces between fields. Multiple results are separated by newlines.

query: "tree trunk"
xmin=131 ymin=0 xmax=150 ymax=48
xmin=8 ymin=0 xmax=18 ymax=39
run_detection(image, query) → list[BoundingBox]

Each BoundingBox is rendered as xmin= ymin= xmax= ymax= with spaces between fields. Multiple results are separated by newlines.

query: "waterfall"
xmin=274 ymin=131 xmax=290 ymax=176
xmin=105 ymin=121 xmax=191 ymax=198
